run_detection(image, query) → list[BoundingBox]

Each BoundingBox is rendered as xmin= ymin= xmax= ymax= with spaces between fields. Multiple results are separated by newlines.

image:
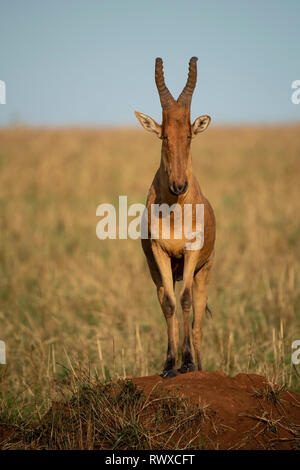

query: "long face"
xmin=135 ymin=57 xmax=211 ymax=196
xmin=161 ymin=105 xmax=192 ymax=195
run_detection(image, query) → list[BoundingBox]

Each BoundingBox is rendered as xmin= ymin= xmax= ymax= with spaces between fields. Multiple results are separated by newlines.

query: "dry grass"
xmin=0 ymin=124 xmax=300 ymax=422
xmin=238 ymin=410 xmax=300 ymax=450
xmin=252 ymin=381 xmax=287 ymax=404
xmin=0 ymin=371 xmax=209 ymax=450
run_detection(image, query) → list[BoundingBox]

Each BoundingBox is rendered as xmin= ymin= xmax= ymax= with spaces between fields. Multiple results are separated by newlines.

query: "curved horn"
xmin=177 ymin=57 xmax=198 ymax=108
xmin=155 ymin=58 xmax=175 ymax=110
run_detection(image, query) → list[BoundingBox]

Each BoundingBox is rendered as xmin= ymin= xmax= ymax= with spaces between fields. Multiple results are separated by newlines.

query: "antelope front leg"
xmin=179 ymin=250 xmax=199 ymax=373
xmin=192 ymin=256 xmax=214 ymax=371
xmin=152 ymin=242 xmax=178 ymax=379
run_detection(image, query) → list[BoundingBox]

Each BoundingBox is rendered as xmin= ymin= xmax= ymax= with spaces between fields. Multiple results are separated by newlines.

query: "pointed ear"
xmin=191 ymin=115 xmax=211 ymax=137
xmin=134 ymin=111 xmax=162 ymax=138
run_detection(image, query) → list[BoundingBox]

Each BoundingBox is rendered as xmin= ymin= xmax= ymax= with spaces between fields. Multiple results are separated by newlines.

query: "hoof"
xmin=178 ymin=362 xmax=195 ymax=374
xmin=160 ymin=369 xmax=177 ymax=379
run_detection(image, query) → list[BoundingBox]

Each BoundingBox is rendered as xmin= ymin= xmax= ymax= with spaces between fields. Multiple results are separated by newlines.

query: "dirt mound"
xmin=1 ymin=371 xmax=299 ymax=450
xmin=133 ymin=371 xmax=300 ymax=450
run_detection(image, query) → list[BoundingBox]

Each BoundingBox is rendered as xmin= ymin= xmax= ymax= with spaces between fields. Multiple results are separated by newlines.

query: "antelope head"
xmin=135 ymin=57 xmax=211 ymax=196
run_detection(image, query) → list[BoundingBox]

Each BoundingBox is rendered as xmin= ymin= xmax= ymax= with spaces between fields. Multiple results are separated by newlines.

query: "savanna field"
xmin=0 ymin=125 xmax=300 ymax=449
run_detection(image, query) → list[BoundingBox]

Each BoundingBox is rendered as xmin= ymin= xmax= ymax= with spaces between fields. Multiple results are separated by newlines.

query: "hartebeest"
xmin=135 ymin=57 xmax=215 ymax=378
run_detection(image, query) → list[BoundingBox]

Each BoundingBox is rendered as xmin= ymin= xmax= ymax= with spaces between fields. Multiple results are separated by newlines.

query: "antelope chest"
xmin=149 ymin=207 xmax=190 ymax=258
xmin=156 ymin=236 xmax=186 ymax=258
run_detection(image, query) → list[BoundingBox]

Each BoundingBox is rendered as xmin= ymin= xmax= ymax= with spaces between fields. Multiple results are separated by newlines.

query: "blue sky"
xmin=0 ymin=0 xmax=299 ymax=126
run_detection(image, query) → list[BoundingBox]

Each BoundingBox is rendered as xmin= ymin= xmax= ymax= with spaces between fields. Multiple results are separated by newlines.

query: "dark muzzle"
xmin=169 ymin=181 xmax=188 ymax=195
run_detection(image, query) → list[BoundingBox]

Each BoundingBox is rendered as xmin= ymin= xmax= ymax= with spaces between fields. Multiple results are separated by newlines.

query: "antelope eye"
xmin=187 ymin=135 xmax=192 ymax=140
xmin=163 ymin=135 xmax=168 ymax=141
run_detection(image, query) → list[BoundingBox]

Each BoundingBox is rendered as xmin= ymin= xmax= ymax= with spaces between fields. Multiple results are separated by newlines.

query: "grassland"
xmin=0 ymin=124 xmax=299 ymax=425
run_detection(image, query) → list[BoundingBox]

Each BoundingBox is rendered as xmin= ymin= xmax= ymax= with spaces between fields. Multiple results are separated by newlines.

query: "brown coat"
xmin=135 ymin=58 xmax=216 ymax=378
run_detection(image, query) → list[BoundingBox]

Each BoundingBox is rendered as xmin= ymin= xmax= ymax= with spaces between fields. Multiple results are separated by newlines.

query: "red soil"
xmin=1 ymin=371 xmax=299 ymax=450
xmin=133 ymin=371 xmax=300 ymax=450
